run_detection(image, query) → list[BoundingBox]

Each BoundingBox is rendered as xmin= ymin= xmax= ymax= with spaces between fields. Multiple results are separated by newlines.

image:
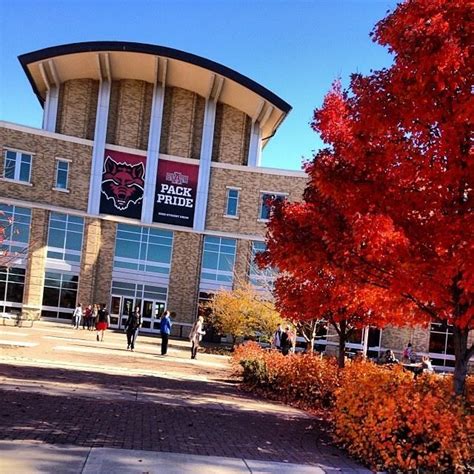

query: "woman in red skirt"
xmin=96 ymin=303 xmax=110 ymax=342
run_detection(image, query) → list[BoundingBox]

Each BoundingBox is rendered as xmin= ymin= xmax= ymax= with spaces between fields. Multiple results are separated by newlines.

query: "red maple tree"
xmin=261 ymin=0 xmax=472 ymax=394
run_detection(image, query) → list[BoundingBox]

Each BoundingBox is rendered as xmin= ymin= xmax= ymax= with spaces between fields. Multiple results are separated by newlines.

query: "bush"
xmin=231 ymin=341 xmax=340 ymax=409
xmin=333 ymin=362 xmax=474 ymax=473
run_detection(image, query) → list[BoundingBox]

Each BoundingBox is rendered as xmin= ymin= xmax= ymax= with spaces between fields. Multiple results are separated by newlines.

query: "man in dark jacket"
xmin=125 ymin=305 xmax=142 ymax=351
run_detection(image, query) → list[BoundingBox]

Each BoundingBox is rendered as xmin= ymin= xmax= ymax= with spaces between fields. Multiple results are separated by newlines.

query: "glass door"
xmin=141 ymin=300 xmax=165 ymax=333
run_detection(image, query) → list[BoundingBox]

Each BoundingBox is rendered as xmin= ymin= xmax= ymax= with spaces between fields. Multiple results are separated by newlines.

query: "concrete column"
xmin=22 ymin=208 xmax=49 ymax=320
xmin=142 ymin=82 xmax=165 ymax=223
xmin=247 ymin=122 xmax=262 ymax=167
xmin=42 ymin=86 xmax=59 ymax=132
xmin=87 ymin=79 xmax=111 ymax=215
xmin=194 ymin=99 xmax=217 ymax=231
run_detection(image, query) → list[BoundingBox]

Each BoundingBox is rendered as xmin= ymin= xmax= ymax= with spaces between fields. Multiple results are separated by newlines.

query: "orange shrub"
xmin=231 ymin=342 xmax=339 ymax=409
xmin=334 ymin=362 xmax=474 ymax=472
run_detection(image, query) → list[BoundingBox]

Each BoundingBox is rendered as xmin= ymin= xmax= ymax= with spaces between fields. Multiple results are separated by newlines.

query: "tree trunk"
xmin=337 ymin=320 xmax=347 ymax=369
xmin=453 ymin=326 xmax=472 ymax=396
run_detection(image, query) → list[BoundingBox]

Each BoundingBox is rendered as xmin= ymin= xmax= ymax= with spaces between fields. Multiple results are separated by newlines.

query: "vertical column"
xmin=42 ymin=86 xmax=59 ymax=132
xmin=88 ymin=71 xmax=111 ymax=215
xmin=193 ymin=98 xmax=217 ymax=231
xmin=22 ymin=208 xmax=49 ymax=320
xmin=233 ymin=239 xmax=251 ymax=289
xmin=142 ymin=58 xmax=167 ymax=224
xmin=92 ymin=220 xmax=117 ymax=305
xmin=77 ymin=218 xmax=102 ymax=306
xmin=167 ymin=231 xmax=202 ymax=327
xmin=247 ymin=122 xmax=262 ymax=167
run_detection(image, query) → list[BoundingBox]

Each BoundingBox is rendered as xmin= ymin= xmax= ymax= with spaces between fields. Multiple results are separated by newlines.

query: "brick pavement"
xmin=0 ymin=322 xmax=367 ymax=471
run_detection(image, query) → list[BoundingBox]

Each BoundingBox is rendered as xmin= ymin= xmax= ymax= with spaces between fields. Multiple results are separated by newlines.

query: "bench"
xmin=0 ymin=312 xmax=35 ymax=328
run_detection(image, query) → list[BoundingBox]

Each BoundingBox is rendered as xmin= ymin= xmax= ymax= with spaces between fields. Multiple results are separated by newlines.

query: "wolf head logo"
xmin=101 ymin=156 xmax=145 ymax=210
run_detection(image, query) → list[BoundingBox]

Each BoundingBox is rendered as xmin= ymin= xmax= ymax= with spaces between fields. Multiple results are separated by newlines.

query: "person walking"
xmin=189 ymin=316 xmax=206 ymax=359
xmin=73 ymin=303 xmax=82 ymax=329
xmin=82 ymin=304 xmax=91 ymax=330
xmin=160 ymin=310 xmax=172 ymax=355
xmin=91 ymin=304 xmax=99 ymax=330
xmin=271 ymin=323 xmax=283 ymax=351
xmin=280 ymin=325 xmax=292 ymax=356
xmin=96 ymin=304 xmax=110 ymax=342
xmin=402 ymin=342 xmax=416 ymax=363
xmin=125 ymin=305 xmax=142 ymax=351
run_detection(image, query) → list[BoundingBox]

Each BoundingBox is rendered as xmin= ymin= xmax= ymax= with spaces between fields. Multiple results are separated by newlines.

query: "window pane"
xmin=116 ymin=240 xmax=140 ymax=259
xmin=6 ymin=282 xmax=24 ymax=303
xmin=43 ymin=287 xmax=60 ymax=307
xmin=56 ymin=169 xmax=68 ymax=189
xmin=60 ymin=289 xmax=77 ymax=309
xmin=48 ymin=228 xmax=65 ymax=248
xmin=227 ymin=197 xmax=238 ymax=216
xmin=4 ymin=156 xmax=16 ymax=179
xmin=19 ymin=159 xmax=31 ymax=182
xmin=203 ymin=252 xmax=218 ymax=270
xmin=65 ymin=232 xmax=82 ymax=251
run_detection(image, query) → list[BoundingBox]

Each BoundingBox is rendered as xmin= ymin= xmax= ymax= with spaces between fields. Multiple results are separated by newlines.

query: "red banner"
xmin=153 ymin=160 xmax=199 ymax=227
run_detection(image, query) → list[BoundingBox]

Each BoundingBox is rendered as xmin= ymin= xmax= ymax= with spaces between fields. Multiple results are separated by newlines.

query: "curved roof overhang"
xmin=19 ymin=41 xmax=291 ymax=145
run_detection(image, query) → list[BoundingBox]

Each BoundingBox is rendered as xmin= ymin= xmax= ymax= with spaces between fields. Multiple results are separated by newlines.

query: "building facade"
xmin=0 ymin=41 xmax=306 ymax=337
xmin=1 ymin=42 xmax=471 ymax=369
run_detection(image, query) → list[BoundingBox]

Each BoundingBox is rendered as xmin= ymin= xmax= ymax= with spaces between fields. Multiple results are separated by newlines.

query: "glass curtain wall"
xmin=42 ymin=212 xmax=84 ymax=319
xmin=0 ymin=204 xmax=31 ymax=315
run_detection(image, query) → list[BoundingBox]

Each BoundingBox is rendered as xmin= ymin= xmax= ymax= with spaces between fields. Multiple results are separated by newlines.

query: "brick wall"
xmin=56 ymin=79 xmax=98 ymax=139
xmin=22 ymin=208 xmax=48 ymax=319
xmin=167 ymin=231 xmax=202 ymax=327
xmin=92 ymin=220 xmax=117 ymax=306
xmin=77 ymin=218 xmax=102 ymax=306
xmin=106 ymin=80 xmax=153 ymax=150
xmin=0 ymin=127 xmax=92 ymax=211
xmin=206 ymin=167 xmax=307 ymax=235
xmin=159 ymin=87 xmax=204 ymax=159
xmin=212 ymin=103 xmax=252 ymax=165
xmin=234 ymin=239 xmax=251 ymax=289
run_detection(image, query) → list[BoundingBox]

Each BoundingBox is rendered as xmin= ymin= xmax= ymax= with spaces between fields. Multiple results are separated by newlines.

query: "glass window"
xmin=0 ymin=267 xmax=25 ymax=305
xmin=0 ymin=204 xmax=31 ymax=255
xmin=55 ymin=160 xmax=69 ymax=189
xmin=46 ymin=212 xmax=84 ymax=264
xmin=259 ymin=193 xmax=286 ymax=220
xmin=3 ymin=150 xmax=32 ymax=183
xmin=429 ymin=322 xmax=455 ymax=368
xmin=225 ymin=188 xmax=240 ymax=217
xmin=41 ymin=271 xmax=79 ymax=318
xmin=200 ymin=236 xmax=236 ymax=288
xmin=249 ymin=241 xmax=277 ymax=290
xmin=113 ymin=224 xmax=173 ymax=276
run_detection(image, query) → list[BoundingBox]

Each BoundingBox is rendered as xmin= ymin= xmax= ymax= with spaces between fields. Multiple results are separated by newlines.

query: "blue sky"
xmin=0 ymin=0 xmax=397 ymax=170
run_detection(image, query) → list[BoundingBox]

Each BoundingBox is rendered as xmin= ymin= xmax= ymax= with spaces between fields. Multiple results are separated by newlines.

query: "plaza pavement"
xmin=0 ymin=321 xmax=370 ymax=473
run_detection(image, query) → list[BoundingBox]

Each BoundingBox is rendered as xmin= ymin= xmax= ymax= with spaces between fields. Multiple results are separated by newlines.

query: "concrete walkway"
xmin=0 ymin=321 xmax=370 ymax=473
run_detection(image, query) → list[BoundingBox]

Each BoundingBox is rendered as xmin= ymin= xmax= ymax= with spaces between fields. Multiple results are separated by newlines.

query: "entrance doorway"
xmin=109 ymin=296 xmax=166 ymax=334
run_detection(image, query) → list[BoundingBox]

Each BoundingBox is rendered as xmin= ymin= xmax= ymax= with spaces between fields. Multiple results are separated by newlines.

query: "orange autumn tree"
xmin=261 ymin=0 xmax=473 ymax=395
